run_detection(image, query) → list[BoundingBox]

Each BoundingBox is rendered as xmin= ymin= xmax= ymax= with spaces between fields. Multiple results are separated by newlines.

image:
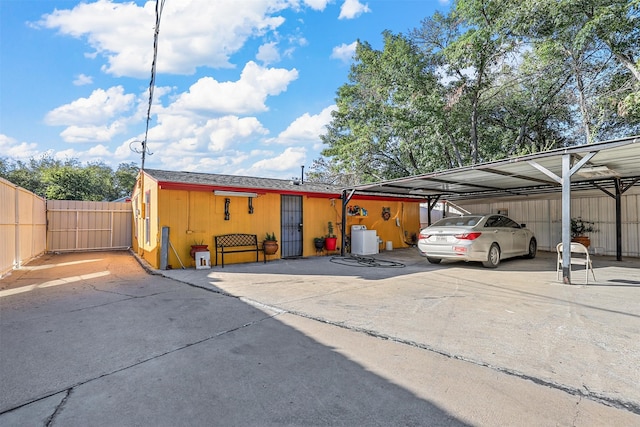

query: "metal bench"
xmin=214 ymin=233 xmax=265 ymax=268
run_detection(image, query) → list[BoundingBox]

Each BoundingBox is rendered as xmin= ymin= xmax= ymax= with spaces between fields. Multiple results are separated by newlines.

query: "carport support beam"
xmin=561 ymin=155 xmax=572 ymax=284
xmin=341 ymin=189 xmax=354 ymax=257
xmin=530 ymin=152 xmax=597 ymax=285
xmin=426 ymin=196 xmax=440 ymax=226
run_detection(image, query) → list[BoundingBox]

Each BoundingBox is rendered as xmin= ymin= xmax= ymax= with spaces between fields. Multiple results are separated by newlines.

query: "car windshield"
xmin=431 ymin=216 xmax=483 ymax=227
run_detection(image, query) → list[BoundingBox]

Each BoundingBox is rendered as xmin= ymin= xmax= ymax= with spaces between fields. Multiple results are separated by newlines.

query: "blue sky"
xmin=1 ymin=0 xmax=451 ymax=179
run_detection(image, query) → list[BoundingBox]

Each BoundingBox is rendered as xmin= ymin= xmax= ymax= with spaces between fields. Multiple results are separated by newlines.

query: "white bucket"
xmin=385 ymin=241 xmax=393 ymax=251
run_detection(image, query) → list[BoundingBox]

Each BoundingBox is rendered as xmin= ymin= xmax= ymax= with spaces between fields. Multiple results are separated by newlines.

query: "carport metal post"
xmin=426 ymin=196 xmax=440 ymax=225
xmin=341 ymin=189 xmax=354 ymax=257
xmin=529 ymin=152 xmax=596 ymax=284
xmin=562 ymin=153 xmax=597 ymax=284
xmin=561 ymin=155 xmax=572 ymax=284
xmin=594 ymin=177 xmax=640 ymax=261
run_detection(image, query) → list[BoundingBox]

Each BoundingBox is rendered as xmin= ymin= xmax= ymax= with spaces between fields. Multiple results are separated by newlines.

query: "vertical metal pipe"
xmin=341 ymin=190 xmax=347 ymax=257
xmin=615 ymin=178 xmax=622 ymax=261
xmin=160 ymin=226 xmax=169 ymax=270
xmin=562 ymin=154 xmax=572 ymax=284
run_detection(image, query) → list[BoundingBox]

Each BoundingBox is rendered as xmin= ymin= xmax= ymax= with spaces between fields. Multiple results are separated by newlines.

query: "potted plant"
xmin=263 ymin=232 xmax=279 ymax=255
xmin=324 ymin=222 xmax=338 ymax=251
xmin=190 ymin=239 xmax=209 ymax=259
xmin=313 ymin=236 xmax=325 ymax=250
xmin=571 ymin=217 xmax=596 ymax=248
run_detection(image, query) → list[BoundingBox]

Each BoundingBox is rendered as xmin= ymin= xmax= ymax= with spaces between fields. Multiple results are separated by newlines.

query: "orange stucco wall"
xmin=132 ymin=172 xmax=421 ymax=269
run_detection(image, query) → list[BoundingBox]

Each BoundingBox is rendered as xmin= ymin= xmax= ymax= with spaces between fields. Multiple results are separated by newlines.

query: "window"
xmin=484 ymin=216 xmax=501 ymax=227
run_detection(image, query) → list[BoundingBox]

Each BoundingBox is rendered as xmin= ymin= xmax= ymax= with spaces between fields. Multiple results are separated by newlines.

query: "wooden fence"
xmin=1 ymin=178 xmax=133 ymax=278
xmin=46 ymin=200 xmax=132 ymax=252
xmin=0 ymin=178 xmax=46 ymax=277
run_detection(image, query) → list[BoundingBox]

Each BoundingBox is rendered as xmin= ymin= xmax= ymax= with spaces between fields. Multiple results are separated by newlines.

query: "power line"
xmin=139 ymin=0 xmax=166 ymax=170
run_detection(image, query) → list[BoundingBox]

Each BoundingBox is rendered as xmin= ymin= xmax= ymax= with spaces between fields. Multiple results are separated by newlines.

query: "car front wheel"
xmin=482 ymin=243 xmax=500 ymax=268
xmin=525 ymin=238 xmax=537 ymax=259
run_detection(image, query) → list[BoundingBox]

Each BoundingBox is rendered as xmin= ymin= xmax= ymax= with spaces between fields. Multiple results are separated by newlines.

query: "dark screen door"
xmin=280 ymin=195 xmax=303 ymax=258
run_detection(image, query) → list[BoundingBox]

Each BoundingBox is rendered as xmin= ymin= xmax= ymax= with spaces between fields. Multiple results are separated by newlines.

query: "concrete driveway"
xmin=1 ymin=249 xmax=639 ymax=426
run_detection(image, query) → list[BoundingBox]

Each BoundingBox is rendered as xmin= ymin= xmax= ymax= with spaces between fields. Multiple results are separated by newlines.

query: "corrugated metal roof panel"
xmin=352 ymin=136 xmax=640 ymax=200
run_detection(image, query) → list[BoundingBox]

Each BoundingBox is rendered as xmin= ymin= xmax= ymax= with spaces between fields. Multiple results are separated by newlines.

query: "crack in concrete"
xmin=245 ymin=300 xmax=640 ymax=417
xmin=88 ymin=284 xmax=173 ymax=300
xmin=0 ymin=312 xmax=278 ymax=418
xmin=159 ymin=270 xmax=640 ymax=417
xmin=572 ymin=395 xmax=582 ymax=427
xmin=45 ymin=388 xmax=71 ymax=427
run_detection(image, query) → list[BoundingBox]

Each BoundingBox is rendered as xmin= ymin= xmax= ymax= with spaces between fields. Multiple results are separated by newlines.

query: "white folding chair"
xmin=556 ymin=242 xmax=596 ymax=284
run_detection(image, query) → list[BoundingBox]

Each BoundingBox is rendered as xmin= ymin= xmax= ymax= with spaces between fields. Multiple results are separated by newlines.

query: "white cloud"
xmin=24 ymin=1 xmax=335 ymax=177
xmin=257 ymin=42 xmax=281 ymax=66
xmin=338 ymin=0 xmax=370 ymax=19
xmin=271 ymin=105 xmax=335 ymax=145
xmin=247 ymin=146 xmax=307 ymax=175
xmin=48 ymin=143 xmax=120 ymax=165
xmin=115 ymin=138 xmax=139 ymax=159
xmin=201 ymin=116 xmax=269 ymax=152
xmin=303 ymin=0 xmax=332 ymax=10
xmin=73 ymin=74 xmax=93 ymax=86
xmin=0 ymin=134 xmax=42 ymax=161
xmin=38 ymin=0 xmax=290 ymax=77
xmin=45 ymin=86 xmax=134 ymax=126
xmin=145 ymin=112 xmax=269 ymax=162
xmin=331 ymin=41 xmax=357 ymax=63
xmin=146 ymin=114 xmax=197 ymax=147
xmin=170 ymin=62 xmax=298 ymax=115
xmin=59 ymin=122 xmax=126 ymax=143
xmin=0 ymin=133 xmax=137 ymax=169
xmin=44 ymin=86 xmax=136 ymax=143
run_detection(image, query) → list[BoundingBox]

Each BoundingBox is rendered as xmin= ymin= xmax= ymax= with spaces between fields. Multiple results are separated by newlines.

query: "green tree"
xmin=114 ymin=163 xmax=139 ymax=199
xmin=42 ymin=164 xmax=93 ymax=200
xmin=313 ymin=1 xmax=638 ymax=183
xmin=0 ymin=156 xmax=139 ymax=201
xmin=318 ymin=32 xmax=448 ymax=184
xmin=493 ymin=0 xmax=640 ymax=125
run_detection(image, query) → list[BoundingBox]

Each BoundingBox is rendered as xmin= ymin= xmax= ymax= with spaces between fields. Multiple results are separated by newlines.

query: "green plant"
xmin=314 ymin=236 xmax=325 ymax=243
xmin=264 ymin=232 xmax=277 ymax=241
xmin=192 ymin=239 xmax=206 ymax=246
xmin=570 ymin=217 xmax=597 ymax=238
xmin=327 ymin=221 xmax=335 ymax=238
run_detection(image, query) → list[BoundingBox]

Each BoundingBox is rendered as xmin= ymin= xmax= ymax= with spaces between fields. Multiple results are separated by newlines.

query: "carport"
xmin=341 ymin=136 xmax=640 ymax=284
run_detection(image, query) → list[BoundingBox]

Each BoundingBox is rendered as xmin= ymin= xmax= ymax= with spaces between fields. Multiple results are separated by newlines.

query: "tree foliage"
xmin=0 ymin=156 xmax=139 ymax=201
xmin=310 ymin=0 xmax=640 ymax=185
xmin=319 ymin=32 xmax=450 ymax=183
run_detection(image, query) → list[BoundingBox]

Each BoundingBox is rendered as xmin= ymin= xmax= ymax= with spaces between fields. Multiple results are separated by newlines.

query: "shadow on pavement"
xmin=0 ymin=251 xmax=467 ymax=426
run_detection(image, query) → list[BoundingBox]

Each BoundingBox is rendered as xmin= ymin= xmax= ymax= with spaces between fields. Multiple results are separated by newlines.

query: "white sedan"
xmin=417 ymin=214 xmax=537 ymax=268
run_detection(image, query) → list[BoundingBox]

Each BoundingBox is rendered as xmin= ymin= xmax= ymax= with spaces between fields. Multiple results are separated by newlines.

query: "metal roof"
xmin=350 ymin=136 xmax=640 ymax=200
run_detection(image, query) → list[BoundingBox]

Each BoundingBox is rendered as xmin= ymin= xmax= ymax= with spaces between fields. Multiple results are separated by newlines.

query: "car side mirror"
xmin=520 ymin=223 xmax=526 ymax=228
